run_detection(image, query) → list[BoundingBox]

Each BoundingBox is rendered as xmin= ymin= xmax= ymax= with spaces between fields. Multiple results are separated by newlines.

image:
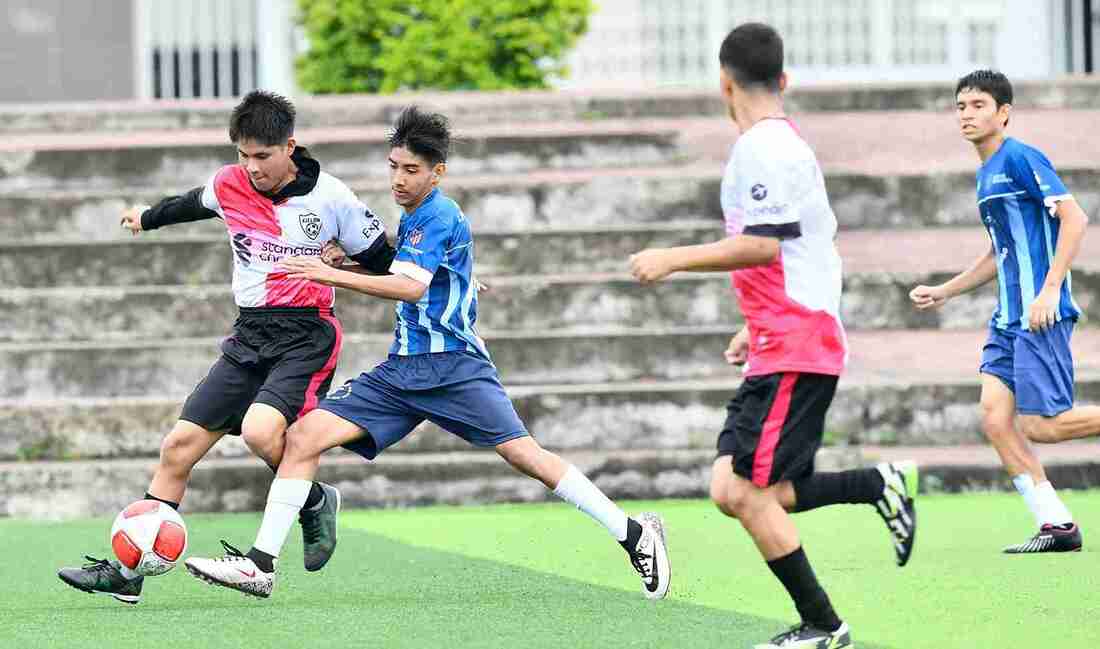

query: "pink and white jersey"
xmin=200 ymin=165 xmax=384 ymax=308
xmin=721 ymin=118 xmax=847 ymax=377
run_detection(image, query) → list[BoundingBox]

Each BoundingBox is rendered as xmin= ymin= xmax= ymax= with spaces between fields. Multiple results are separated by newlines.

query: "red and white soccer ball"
xmin=110 ymin=500 xmax=188 ymax=577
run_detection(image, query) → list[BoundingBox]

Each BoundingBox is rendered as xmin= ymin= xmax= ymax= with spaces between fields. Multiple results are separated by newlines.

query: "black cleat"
xmin=754 ymin=621 xmax=852 ymax=648
xmin=299 ymin=482 xmax=341 ymax=572
xmin=58 ymin=556 xmax=144 ymax=604
xmin=1003 ymin=523 xmax=1083 ymax=554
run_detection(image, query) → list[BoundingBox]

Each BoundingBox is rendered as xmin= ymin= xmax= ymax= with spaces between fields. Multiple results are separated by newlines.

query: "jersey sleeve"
xmin=201 ymin=171 xmax=223 ymax=215
xmin=390 ymin=214 xmax=451 ymax=286
xmin=333 ymin=191 xmax=386 ymax=257
xmin=733 ymin=139 xmax=806 ymax=239
xmin=1007 ymin=146 xmax=1072 ymax=216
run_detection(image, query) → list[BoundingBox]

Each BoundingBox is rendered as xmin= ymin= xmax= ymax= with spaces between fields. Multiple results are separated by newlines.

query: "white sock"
xmin=118 ymin=564 xmax=140 ymax=580
xmin=1012 ymin=474 xmax=1042 ymax=527
xmin=253 ymin=478 xmax=312 ymax=558
xmin=1033 ymin=481 xmax=1074 ymax=526
xmin=552 ymin=465 xmax=629 ymax=541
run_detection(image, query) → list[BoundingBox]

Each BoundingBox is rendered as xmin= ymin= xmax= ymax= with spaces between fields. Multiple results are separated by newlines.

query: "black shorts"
xmin=180 ymin=307 xmax=343 ymax=434
xmin=716 ymin=372 xmax=838 ymax=487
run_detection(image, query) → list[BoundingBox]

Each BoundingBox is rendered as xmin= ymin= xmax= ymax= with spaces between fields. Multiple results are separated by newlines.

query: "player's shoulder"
xmin=1003 ymin=138 xmax=1052 ymax=165
xmin=734 ymin=120 xmax=814 ymax=164
xmin=313 ymin=171 xmax=358 ymax=202
xmin=211 ymin=164 xmax=246 ymax=188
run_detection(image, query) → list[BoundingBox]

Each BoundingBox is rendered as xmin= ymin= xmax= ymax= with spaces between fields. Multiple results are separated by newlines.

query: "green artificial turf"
xmin=2 ymin=492 xmax=1098 ymax=648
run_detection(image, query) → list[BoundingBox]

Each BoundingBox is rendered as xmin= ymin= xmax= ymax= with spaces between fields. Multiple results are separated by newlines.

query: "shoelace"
xmin=213 ymin=539 xmax=249 ymax=562
xmin=773 ymin=623 xmax=812 ymax=645
xmin=629 ymin=550 xmax=652 ymax=579
xmin=80 ymin=556 xmax=115 ymax=573
xmin=300 ymin=510 xmax=322 ymax=545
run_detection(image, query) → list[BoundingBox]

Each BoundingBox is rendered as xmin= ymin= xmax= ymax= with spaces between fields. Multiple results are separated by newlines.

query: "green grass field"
xmin=3 ymin=492 xmax=1099 ymax=649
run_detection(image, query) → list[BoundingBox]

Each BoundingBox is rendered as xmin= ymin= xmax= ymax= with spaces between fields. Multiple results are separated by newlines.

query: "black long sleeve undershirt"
xmin=349 ymin=235 xmax=397 ymax=274
xmin=140 ymin=186 xmax=219 ymax=231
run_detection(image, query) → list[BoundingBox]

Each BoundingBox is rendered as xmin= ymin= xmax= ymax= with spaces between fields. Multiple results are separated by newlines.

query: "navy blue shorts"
xmin=980 ymin=320 xmax=1075 ymax=417
xmin=319 ymin=351 xmax=529 ymax=459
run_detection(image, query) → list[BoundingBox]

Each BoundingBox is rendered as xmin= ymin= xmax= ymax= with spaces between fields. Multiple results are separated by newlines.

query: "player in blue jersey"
xmin=184 ymin=106 xmax=671 ymax=599
xmin=911 ymin=70 xmax=1100 ymax=553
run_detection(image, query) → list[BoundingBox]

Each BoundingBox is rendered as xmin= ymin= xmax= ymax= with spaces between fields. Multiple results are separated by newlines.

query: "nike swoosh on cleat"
xmin=237 ymin=569 xmax=256 ymax=578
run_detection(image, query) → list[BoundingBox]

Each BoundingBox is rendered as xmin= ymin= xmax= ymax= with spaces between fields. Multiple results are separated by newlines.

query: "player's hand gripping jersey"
xmin=720 ymin=118 xmax=847 ymax=377
xmin=199 ymin=150 xmax=386 ymax=308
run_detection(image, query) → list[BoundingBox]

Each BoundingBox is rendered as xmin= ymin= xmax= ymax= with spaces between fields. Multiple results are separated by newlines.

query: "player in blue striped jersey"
xmin=184 ymin=106 xmax=671 ymax=600
xmin=911 ymin=70 xmax=1100 ymax=553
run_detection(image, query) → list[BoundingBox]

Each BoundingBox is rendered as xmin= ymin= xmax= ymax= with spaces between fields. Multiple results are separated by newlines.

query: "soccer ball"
xmin=110 ymin=500 xmax=188 ymax=577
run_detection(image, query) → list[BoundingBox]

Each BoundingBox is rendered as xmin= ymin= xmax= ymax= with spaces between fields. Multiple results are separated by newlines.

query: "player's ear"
xmin=1000 ymin=103 xmax=1012 ymax=128
xmin=285 ymin=137 xmax=296 ymax=157
xmin=431 ymin=162 xmax=446 ymax=184
xmin=777 ymin=71 xmax=788 ymax=93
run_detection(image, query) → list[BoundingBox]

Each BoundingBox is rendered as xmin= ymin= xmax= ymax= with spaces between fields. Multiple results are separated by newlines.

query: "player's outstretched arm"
xmin=1029 ymin=199 xmax=1088 ymax=331
xmin=120 ymin=187 xmax=218 ymax=236
xmin=281 ymin=255 xmax=426 ymax=302
xmin=910 ymin=248 xmax=997 ymax=310
xmin=630 ymin=235 xmax=779 ymax=283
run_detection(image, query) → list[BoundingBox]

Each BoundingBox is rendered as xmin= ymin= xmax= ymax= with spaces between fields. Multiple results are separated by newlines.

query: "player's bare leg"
xmin=711 ymin=460 xmax=852 ymax=648
xmin=495 ymin=435 xmax=670 ymax=599
xmin=980 ymin=375 xmax=1080 ymax=552
xmin=1020 ymin=408 xmax=1100 ymax=443
xmin=185 ymin=409 xmax=355 ymax=596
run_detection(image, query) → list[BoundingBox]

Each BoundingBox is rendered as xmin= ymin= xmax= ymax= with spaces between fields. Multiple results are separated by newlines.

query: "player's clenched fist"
xmin=630 ymin=249 xmax=674 ymax=284
xmin=909 ymin=284 xmax=948 ymax=310
xmin=321 ymin=240 xmax=347 ymax=268
xmin=119 ymin=205 xmax=150 ymax=235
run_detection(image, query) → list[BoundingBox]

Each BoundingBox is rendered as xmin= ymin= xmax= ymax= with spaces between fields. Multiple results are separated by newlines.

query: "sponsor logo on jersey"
xmin=299 ymin=211 xmax=322 ymax=240
xmin=751 ymin=183 xmax=768 ymax=201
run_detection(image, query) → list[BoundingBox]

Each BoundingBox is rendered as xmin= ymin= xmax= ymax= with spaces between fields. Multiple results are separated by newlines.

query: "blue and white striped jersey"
xmin=976 ymin=138 xmax=1080 ymax=331
xmin=387 ymin=188 xmax=488 ymax=358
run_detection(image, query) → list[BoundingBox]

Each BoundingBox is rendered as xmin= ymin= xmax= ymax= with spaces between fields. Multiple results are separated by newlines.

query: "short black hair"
xmin=955 ymin=69 xmax=1013 ymax=107
xmin=719 ymin=23 xmax=784 ymax=92
xmin=229 ymin=90 xmax=295 ymax=146
xmin=388 ymin=106 xmax=451 ymax=166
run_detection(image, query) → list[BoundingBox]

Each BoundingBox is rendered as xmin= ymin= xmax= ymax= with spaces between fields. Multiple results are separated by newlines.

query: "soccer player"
xmin=629 ymin=23 xmax=916 ymax=648
xmin=57 ymin=91 xmax=394 ymax=603
xmin=183 ymin=106 xmax=671 ymax=601
xmin=910 ymin=69 xmax=1098 ymax=553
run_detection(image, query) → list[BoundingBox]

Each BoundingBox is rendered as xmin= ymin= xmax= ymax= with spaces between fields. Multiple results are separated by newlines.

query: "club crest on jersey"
xmin=408 ymin=228 xmax=424 ymax=246
xmin=751 ymin=184 xmax=768 ymax=201
xmin=299 ymin=211 xmax=322 ymax=240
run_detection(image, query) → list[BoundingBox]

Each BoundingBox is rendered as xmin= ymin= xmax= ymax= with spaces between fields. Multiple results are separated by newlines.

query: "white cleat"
xmin=184 ymin=540 xmax=275 ymax=599
xmin=626 ymin=512 xmax=671 ymax=600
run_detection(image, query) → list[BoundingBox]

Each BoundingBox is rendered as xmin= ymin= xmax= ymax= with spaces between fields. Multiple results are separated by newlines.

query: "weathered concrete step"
xmin=5 ymin=79 xmax=1100 ymax=135
xmin=4 ymin=266 xmax=1096 ymax=344
xmin=6 ymin=164 xmax=1100 ymax=243
xmin=0 ymin=447 xmax=868 ymax=519
xmin=0 ymin=327 xmax=739 ymax=399
xmin=0 ymin=119 xmax=708 ymax=192
xmin=9 ymin=331 xmax=1100 ymax=462
xmin=0 ymin=221 xmax=722 ymax=288
xmin=6 ymin=442 xmax=1100 ymax=519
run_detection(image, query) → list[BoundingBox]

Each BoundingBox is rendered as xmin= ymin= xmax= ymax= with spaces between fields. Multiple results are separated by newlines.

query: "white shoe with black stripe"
xmin=623 ymin=512 xmax=670 ymax=600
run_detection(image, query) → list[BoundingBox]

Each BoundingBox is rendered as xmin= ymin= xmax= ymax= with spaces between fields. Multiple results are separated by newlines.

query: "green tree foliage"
xmin=296 ymin=0 xmax=593 ymax=94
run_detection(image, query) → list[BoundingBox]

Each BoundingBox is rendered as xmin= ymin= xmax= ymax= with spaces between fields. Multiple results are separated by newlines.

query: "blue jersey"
xmin=387 ymin=188 xmax=487 ymax=358
xmin=976 ymin=138 xmax=1080 ymax=331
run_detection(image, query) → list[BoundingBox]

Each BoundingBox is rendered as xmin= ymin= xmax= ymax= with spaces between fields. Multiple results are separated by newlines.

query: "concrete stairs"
xmin=6 ymin=83 xmax=1100 ymax=519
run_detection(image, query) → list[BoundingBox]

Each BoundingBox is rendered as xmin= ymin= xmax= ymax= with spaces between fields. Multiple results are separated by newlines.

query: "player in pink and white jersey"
xmin=631 ymin=23 xmax=918 ymax=649
xmin=58 ymin=91 xmax=392 ymax=604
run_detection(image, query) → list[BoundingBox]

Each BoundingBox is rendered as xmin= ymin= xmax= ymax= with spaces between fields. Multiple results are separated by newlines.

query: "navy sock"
xmin=245 ymin=547 xmax=276 ymax=573
xmin=303 ymin=482 xmax=325 ymax=510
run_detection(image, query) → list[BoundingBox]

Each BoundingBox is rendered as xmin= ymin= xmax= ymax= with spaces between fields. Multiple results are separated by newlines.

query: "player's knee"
xmin=159 ymin=429 xmax=199 ymax=475
xmin=709 ymin=482 xmax=738 ymax=519
xmin=283 ymin=419 xmax=319 ymax=461
xmin=980 ymin=411 xmax=1013 ymax=442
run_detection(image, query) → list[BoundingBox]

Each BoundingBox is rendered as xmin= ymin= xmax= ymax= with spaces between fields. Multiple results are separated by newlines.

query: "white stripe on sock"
xmin=552 ymin=465 xmax=629 ymax=541
xmin=253 ymin=478 xmax=312 ymax=558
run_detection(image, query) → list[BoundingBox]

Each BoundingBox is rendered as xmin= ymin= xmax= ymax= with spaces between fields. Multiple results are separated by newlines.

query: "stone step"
xmin=0 ymin=119 xmax=707 ymax=193
xmin=4 ymin=79 xmax=1100 ymax=135
xmin=0 ymin=221 xmax=723 ymax=288
xmin=6 ymin=442 xmax=1100 ymax=519
xmin=5 ymin=163 xmax=1100 ymax=243
xmin=8 ymin=328 xmax=1100 ymax=461
xmin=4 ymin=265 xmax=1097 ymax=344
xmin=0 ymin=327 xmax=740 ymax=399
